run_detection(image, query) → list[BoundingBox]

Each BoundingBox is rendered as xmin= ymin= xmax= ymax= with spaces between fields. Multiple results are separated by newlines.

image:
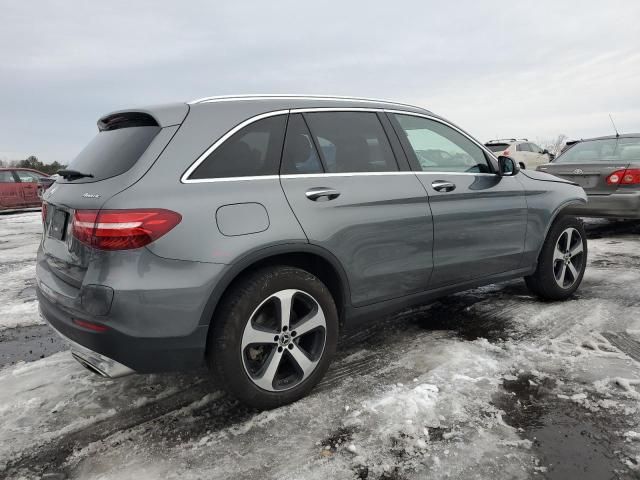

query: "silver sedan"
xmin=538 ymin=134 xmax=640 ymax=219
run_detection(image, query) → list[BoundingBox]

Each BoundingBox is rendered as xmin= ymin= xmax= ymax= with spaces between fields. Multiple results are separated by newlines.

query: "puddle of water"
xmin=494 ymin=373 xmax=634 ymax=480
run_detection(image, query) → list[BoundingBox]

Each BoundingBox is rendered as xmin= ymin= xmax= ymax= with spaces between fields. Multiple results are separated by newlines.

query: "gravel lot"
xmin=1 ymin=212 xmax=639 ymax=479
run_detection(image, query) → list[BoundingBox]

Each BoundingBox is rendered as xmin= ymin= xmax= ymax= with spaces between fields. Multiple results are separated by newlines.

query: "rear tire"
xmin=207 ymin=266 xmax=338 ymax=409
xmin=525 ymin=215 xmax=587 ymax=300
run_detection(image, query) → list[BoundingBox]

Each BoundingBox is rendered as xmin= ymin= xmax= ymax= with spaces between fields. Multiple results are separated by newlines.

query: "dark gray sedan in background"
xmin=538 ymin=134 xmax=640 ymax=219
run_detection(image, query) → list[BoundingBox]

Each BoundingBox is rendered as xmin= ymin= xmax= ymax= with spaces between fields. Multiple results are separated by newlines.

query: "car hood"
xmin=523 ymin=168 xmax=579 ymax=186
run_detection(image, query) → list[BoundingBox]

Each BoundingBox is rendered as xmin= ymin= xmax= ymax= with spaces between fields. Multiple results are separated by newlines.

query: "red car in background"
xmin=0 ymin=168 xmax=52 ymax=211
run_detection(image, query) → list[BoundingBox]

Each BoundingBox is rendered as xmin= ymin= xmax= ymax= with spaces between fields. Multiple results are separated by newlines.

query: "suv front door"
xmin=15 ymin=170 xmax=42 ymax=206
xmin=280 ymin=111 xmax=434 ymax=306
xmin=389 ymin=113 xmax=527 ymax=288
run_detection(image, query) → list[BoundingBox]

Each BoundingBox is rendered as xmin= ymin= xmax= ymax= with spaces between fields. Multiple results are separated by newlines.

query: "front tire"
xmin=208 ymin=266 xmax=338 ymax=409
xmin=525 ymin=215 xmax=587 ymax=300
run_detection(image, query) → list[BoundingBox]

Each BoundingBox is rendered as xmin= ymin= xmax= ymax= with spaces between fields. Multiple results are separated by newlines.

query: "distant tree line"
xmin=0 ymin=156 xmax=66 ymax=175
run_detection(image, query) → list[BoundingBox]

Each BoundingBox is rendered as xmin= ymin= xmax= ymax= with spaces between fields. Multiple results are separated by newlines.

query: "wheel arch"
xmin=537 ymin=198 xmax=586 ymax=258
xmin=200 ymin=244 xmax=351 ymax=337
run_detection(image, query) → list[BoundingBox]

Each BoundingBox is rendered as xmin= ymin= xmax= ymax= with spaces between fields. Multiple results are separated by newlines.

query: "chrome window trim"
xmin=185 ymin=175 xmax=281 ymax=184
xmin=185 ymin=171 xmax=498 ymax=184
xmin=181 ymin=107 xmax=500 ymax=184
xmin=180 ymin=110 xmax=289 ymax=184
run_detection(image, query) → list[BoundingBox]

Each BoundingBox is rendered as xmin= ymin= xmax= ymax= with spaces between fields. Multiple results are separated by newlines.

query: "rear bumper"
xmin=35 ymin=246 xmax=227 ymax=374
xmin=565 ymin=191 xmax=640 ymax=219
xmin=38 ymin=287 xmax=209 ymax=373
xmin=44 ymin=310 xmax=135 ymax=378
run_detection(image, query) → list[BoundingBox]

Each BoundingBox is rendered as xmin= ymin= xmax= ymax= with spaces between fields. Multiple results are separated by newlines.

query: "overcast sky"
xmin=1 ymin=0 xmax=639 ymax=163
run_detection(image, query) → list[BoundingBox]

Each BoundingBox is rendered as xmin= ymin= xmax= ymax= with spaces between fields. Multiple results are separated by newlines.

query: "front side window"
xmin=16 ymin=171 xmax=39 ymax=182
xmin=190 ymin=115 xmax=287 ymax=179
xmin=303 ymin=112 xmax=398 ymax=173
xmin=0 ymin=171 xmax=16 ymax=182
xmin=555 ymin=138 xmax=640 ymax=163
xmin=392 ymin=114 xmax=491 ymax=173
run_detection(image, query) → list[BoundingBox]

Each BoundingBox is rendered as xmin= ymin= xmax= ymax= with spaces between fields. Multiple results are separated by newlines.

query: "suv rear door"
xmin=280 ymin=111 xmax=434 ymax=306
xmin=389 ymin=113 xmax=527 ymax=288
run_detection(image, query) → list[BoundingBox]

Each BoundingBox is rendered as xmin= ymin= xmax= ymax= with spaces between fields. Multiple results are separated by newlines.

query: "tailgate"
xmin=40 ymin=106 xmax=186 ymax=289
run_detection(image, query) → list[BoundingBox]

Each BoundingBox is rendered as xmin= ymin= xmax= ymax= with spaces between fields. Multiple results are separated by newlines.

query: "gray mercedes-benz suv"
xmin=37 ymin=95 xmax=588 ymax=408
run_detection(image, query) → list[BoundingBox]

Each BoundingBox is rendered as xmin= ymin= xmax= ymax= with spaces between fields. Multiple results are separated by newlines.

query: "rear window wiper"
xmin=57 ymin=169 xmax=94 ymax=181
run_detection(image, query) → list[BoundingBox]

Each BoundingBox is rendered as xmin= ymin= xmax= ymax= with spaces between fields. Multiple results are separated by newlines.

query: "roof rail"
xmin=188 ymin=94 xmax=426 ymax=110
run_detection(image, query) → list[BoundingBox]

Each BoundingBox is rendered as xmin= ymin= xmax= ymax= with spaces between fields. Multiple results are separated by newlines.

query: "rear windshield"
xmin=485 ymin=143 xmax=509 ymax=152
xmin=63 ymin=126 xmax=160 ymax=182
xmin=554 ymin=138 xmax=640 ymax=163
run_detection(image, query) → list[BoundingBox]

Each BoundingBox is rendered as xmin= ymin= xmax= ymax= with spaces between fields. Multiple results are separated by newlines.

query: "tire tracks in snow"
xmin=2 ymin=380 xmax=218 ymax=478
xmin=601 ymin=332 xmax=640 ymax=363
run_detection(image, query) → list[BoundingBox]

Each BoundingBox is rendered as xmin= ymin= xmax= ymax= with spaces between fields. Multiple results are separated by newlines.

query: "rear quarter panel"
xmin=102 ymin=102 xmax=308 ymax=264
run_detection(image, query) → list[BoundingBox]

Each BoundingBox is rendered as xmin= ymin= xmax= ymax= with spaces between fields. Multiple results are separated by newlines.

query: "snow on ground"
xmin=0 ymin=214 xmax=640 ymax=479
xmin=0 ymin=212 xmax=43 ymax=330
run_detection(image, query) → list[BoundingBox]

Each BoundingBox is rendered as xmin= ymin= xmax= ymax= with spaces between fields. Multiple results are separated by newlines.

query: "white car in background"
xmin=485 ymin=139 xmax=554 ymax=169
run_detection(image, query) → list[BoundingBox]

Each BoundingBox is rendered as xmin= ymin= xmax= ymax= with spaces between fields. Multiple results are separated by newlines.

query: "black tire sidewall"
xmin=530 ymin=216 xmax=588 ymax=300
xmin=208 ymin=266 xmax=338 ymax=409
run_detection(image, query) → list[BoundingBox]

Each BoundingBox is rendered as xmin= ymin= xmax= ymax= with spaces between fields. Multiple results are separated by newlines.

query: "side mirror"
xmin=498 ymin=156 xmax=520 ymax=176
xmin=542 ymin=149 xmax=549 ymax=155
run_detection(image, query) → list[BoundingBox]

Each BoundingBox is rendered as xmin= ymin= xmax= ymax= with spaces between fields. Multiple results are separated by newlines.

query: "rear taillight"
xmin=72 ymin=209 xmax=182 ymax=250
xmin=621 ymin=169 xmax=640 ymax=184
xmin=606 ymin=169 xmax=640 ymax=185
xmin=503 ymin=150 xmax=510 ymax=156
xmin=606 ymin=170 xmax=624 ymax=184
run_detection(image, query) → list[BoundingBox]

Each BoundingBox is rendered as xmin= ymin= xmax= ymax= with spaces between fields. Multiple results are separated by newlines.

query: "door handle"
xmin=305 ymin=187 xmax=340 ymax=201
xmin=431 ymin=180 xmax=456 ymax=192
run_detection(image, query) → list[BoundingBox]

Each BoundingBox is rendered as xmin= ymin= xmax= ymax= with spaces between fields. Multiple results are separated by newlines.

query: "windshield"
xmin=63 ymin=126 xmax=160 ymax=182
xmin=554 ymin=137 xmax=640 ymax=163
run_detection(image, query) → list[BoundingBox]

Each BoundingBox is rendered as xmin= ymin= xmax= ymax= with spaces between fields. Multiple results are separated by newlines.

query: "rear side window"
xmin=0 ymin=171 xmax=16 ymax=182
xmin=281 ymin=114 xmax=323 ymax=175
xmin=486 ymin=143 xmax=509 ymax=152
xmin=66 ymin=126 xmax=160 ymax=182
xmin=190 ymin=115 xmax=287 ymax=179
xmin=516 ymin=143 xmax=530 ymax=152
xmin=303 ymin=112 xmax=398 ymax=173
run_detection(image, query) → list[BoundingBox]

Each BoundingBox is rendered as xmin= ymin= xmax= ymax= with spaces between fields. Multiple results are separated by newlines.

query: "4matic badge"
xmin=82 ymin=193 xmax=101 ymax=198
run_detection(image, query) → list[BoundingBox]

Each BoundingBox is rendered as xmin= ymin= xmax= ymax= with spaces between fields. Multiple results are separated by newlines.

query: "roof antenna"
xmin=609 ymin=113 xmax=620 ymax=138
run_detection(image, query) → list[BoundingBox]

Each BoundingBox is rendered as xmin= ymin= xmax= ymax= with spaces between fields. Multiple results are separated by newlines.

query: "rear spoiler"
xmin=98 ymin=112 xmax=158 ymax=131
xmin=98 ymin=103 xmax=189 ymax=130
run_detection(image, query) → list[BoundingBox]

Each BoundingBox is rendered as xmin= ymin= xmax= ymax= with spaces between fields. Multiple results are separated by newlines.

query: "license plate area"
xmin=565 ymin=175 xmax=599 ymax=189
xmin=48 ymin=208 xmax=69 ymax=241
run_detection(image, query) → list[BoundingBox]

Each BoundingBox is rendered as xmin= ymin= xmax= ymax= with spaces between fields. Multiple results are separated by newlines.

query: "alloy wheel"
xmin=552 ymin=227 xmax=585 ymax=289
xmin=241 ymin=289 xmax=327 ymax=392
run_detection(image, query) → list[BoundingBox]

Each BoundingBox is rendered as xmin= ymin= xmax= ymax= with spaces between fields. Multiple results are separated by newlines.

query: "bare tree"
xmin=550 ymin=134 xmax=568 ymax=156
